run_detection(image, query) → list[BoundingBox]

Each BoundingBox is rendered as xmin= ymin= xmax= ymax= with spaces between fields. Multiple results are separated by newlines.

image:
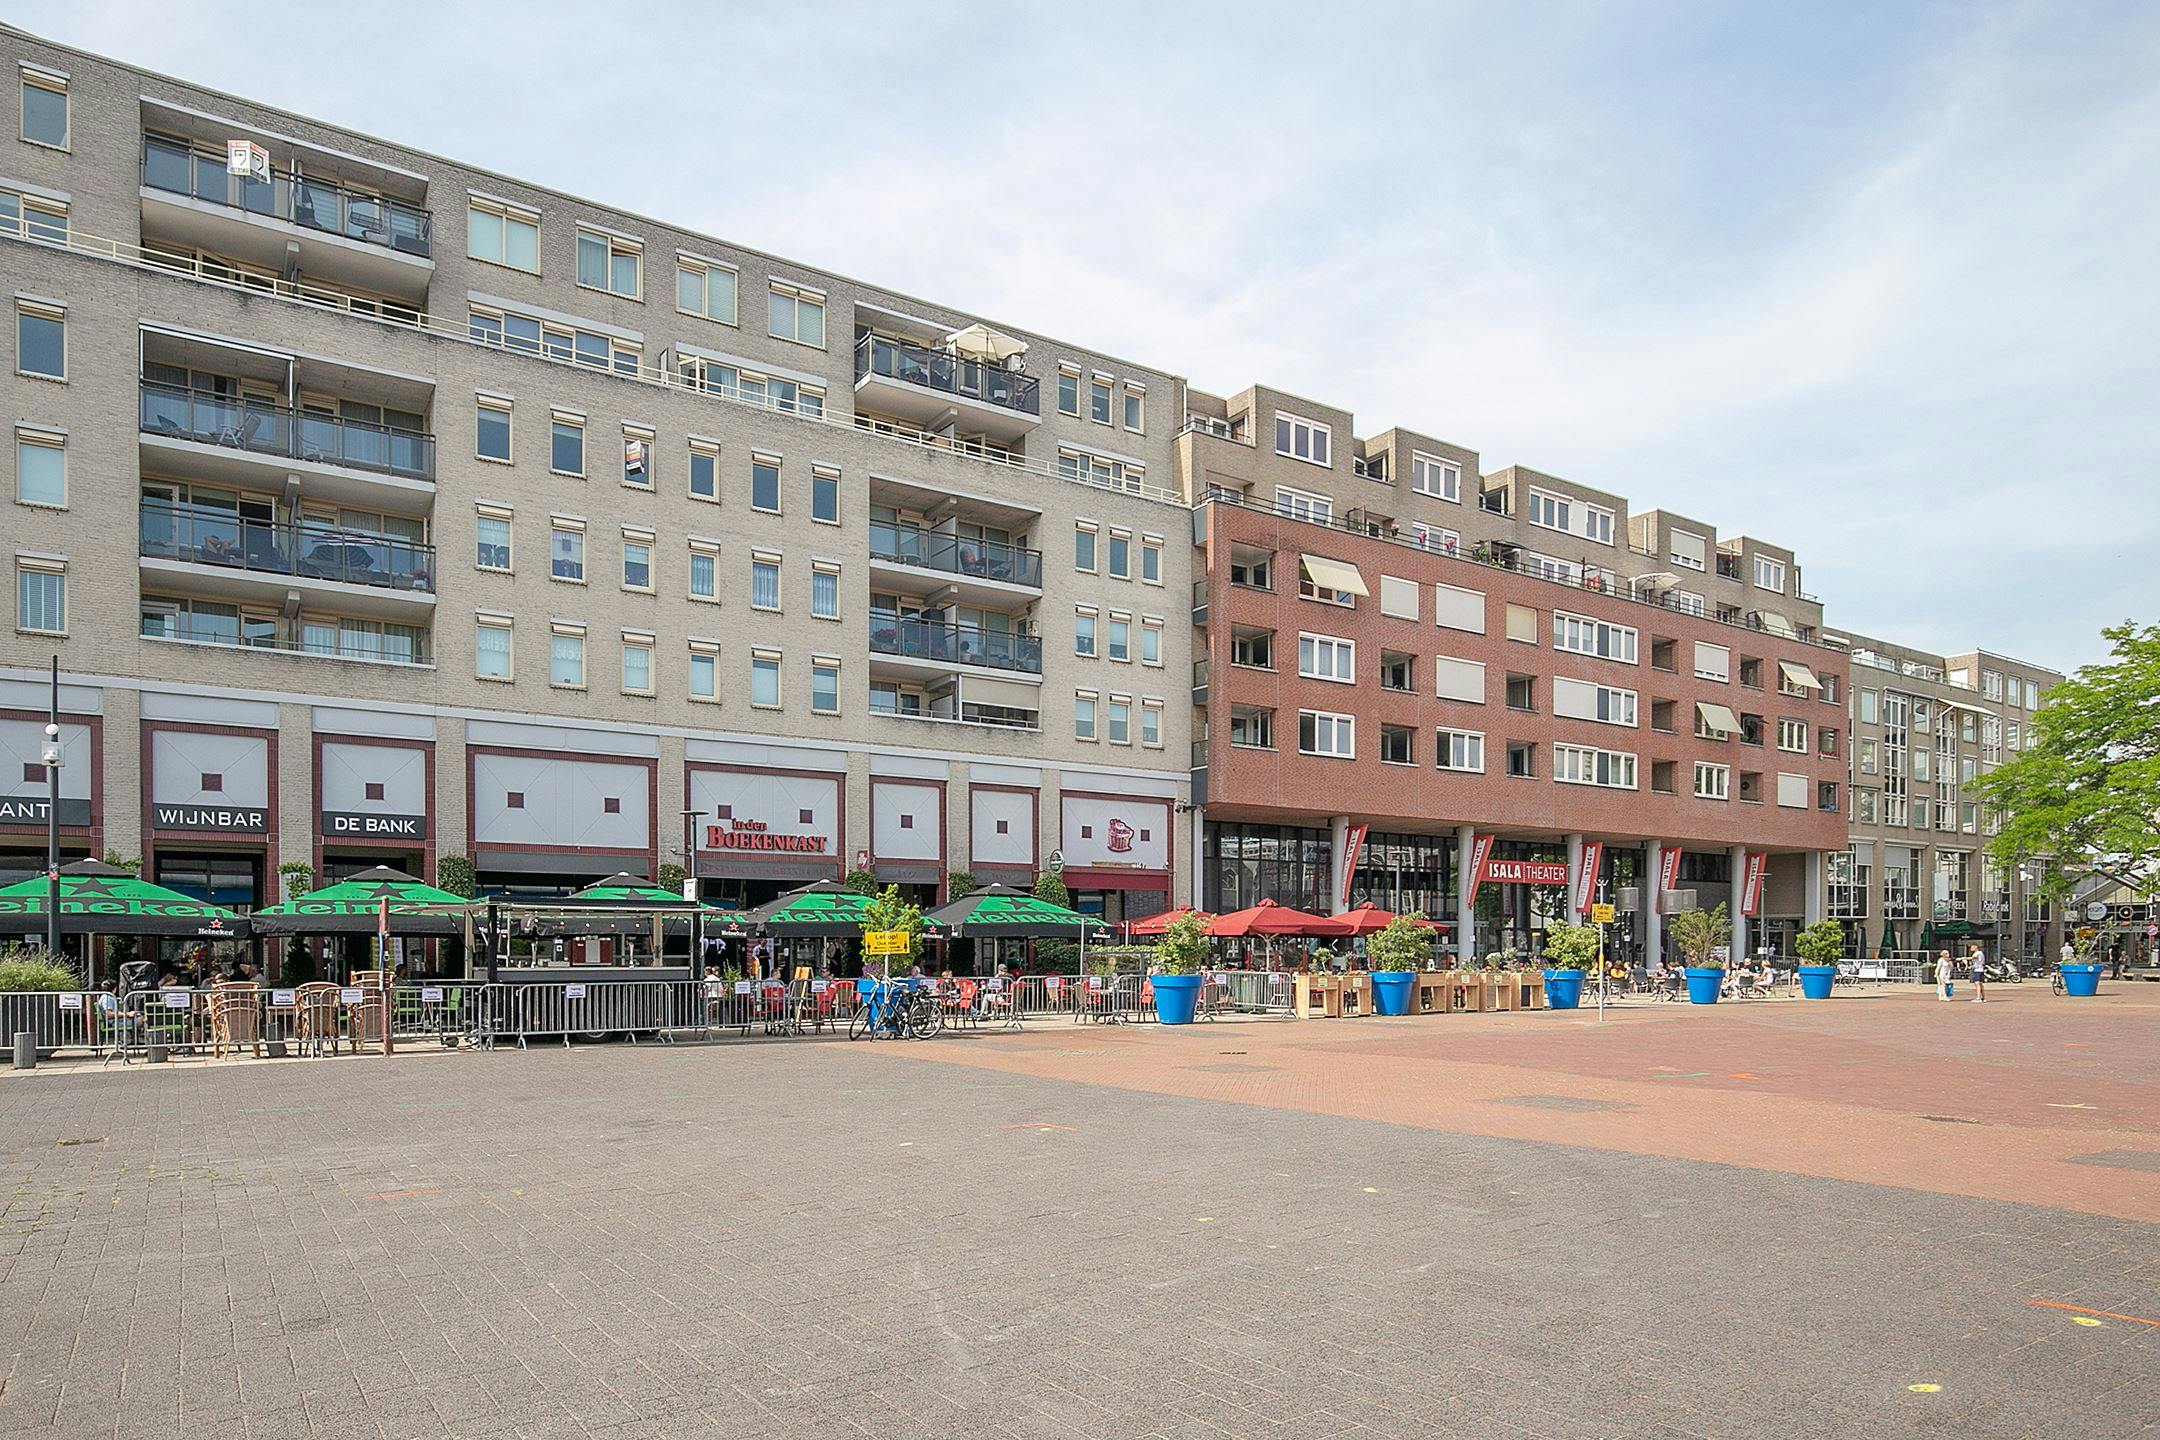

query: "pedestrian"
xmin=1935 ymin=949 xmax=1953 ymax=1001
xmin=1968 ymin=944 xmax=1988 ymax=1003
xmin=2110 ymin=942 xmax=2127 ymax=981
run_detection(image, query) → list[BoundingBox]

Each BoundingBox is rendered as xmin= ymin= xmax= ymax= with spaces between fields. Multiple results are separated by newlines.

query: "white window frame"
xmin=1553 ymin=743 xmax=1637 ymax=790
xmin=576 ymin=226 xmax=642 ymax=300
xmin=1274 ymin=412 xmax=1332 ymax=468
xmin=1694 ymin=762 xmax=1730 ymax=800
xmin=1274 ymin=485 xmax=1332 ymax=524
xmin=620 ymin=631 xmax=655 ymax=697
xmin=466 ymin=196 xmax=540 ymax=273
xmin=15 ymin=426 xmax=65 ymax=508
xmin=1778 ymin=717 xmax=1808 ymax=753
xmin=1553 ymin=612 xmax=1638 ymax=664
xmin=1298 ymin=632 xmax=1356 ymax=684
xmin=675 ymin=254 xmax=739 ymax=326
xmin=1582 ymin=504 xmax=1615 ymax=546
xmin=473 ymin=504 xmax=513 ymax=573
xmin=15 ymin=556 xmax=65 ymax=635
xmin=1410 ymin=451 xmax=1460 ymax=501
xmin=1526 ymin=489 xmax=1570 ymax=533
xmin=548 ymin=623 xmax=587 ymax=690
xmin=1755 ymin=556 xmax=1786 ymax=594
xmin=474 ymin=615 xmax=513 ymax=682
xmin=1434 ymin=728 xmax=1484 ymax=773
xmin=767 ymin=281 xmax=826 ymax=348
xmin=811 ymin=560 xmax=841 ymax=621
xmin=1298 ymin=709 xmax=1355 ymax=759
xmin=750 ymin=648 xmax=783 ymax=709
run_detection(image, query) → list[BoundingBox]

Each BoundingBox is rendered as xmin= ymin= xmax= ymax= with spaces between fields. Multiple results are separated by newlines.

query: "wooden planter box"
xmin=1518 ymin=971 xmax=1547 ymax=1009
xmin=1415 ymin=971 xmax=1454 ymax=1014
xmin=1294 ymin=973 xmax=1343 ymax=1019
xmin=1340 ymin=973 xmax=1371 ymax=1018
xmin=1451 ymin=970 xmax=1485 ymax=1013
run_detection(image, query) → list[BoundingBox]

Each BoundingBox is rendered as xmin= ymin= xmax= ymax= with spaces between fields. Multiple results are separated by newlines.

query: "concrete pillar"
xmin=1803 ymin=851 xmax=1826 ymax=926
xmin=1455 ymin=824 xmax=1477 ymax=963
xmin=1643 ymin=841 xmax=1664 ymax=967
xmin=1189 ymin=803 xmax=1207 ymax=910
xmin=1729 ymin=844 xmax=1751 ymax=964
xmin=1327 ymin=814 xmax=1350 ymax=915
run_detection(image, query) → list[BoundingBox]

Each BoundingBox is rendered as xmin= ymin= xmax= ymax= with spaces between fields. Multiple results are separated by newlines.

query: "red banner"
xmin=1655 ymin=846 xmax=1684 ymax=911
xmin=1740 ymin=851 xmax=1767 ymax=917
xmin=1463 ymin=833 xmax=1495 ymax=906
xmin=1339 ymin=823 xmax=1369 ymax=908
xmin=1574 ymin=841 xmax=1604 ymax=914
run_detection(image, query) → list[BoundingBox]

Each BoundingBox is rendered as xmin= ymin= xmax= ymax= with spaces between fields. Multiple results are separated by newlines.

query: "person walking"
xmin=1968 ymin=944 xmax=1988 ymax=1002
xmin=1935 ymin=949 xmax=1953 ymax=1001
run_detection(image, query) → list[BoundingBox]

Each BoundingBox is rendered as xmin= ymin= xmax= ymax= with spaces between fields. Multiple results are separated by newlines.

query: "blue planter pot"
xmin=1152 ymin=973 xmax=1203 ymax=1024
xmin=1370 ymin=971 xmax=1415 ymax=1015
xmin=1684 ymin=968 xmax=1724 ymax=1004
xmin=1542 ymin=968 xmax=1586 ymax=1010
xmin=2060 ymin=963 xmax=2102 ymax=997
xmin=1797 ymin=965 xmax=1837 ymax=999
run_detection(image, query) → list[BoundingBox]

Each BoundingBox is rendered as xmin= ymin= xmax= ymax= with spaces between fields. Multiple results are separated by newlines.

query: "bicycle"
xmin=2050 ymin=968 xmax=2066 ymax=996
xmin=847 ymin=979 xmax=941 ymax=1041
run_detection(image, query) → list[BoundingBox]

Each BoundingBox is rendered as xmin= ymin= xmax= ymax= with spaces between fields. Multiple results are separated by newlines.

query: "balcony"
xmin=869 ymin=617 xmax=1042 ymax=676
xmin=140 ymin=133 xmax=432 ymax=298
xmin=141 ymin=611 xmax=431 ymax=667
xmin=139 ymin=501 xmax=436 ymax=618
xmin=140 ymin=381 xmax=435 ymax=494
xmin=853 ymin=333 xmax=1041 ymax=442
xmin=869 ymin=522 xmax=1042 ymax=592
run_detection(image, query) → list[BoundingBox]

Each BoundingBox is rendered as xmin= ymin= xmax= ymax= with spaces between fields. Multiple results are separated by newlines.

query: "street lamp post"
xmin=681 ymin=808 xmax=706 ymax=970
xmin=42 ymin=656 xmax=61 ymax=964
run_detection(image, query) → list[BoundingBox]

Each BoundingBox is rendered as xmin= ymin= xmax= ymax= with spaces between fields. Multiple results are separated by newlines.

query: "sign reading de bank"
xmin=323 ymin=811 xmax=425 ymax=839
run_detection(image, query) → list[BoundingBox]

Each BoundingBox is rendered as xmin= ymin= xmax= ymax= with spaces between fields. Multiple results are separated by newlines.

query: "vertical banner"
xmin=1574 ymin=841 xmax=1604 ymax=915
xmin=1339 ymin=823 xmax=1369 ymax=908
xmin=1463 ymin=833 xmax=1495 ymax=906
xmin=1654 ymin=846 xmax=1684 ymax=911
xmin=1740 ymin=851 xmax=1767 ymax=917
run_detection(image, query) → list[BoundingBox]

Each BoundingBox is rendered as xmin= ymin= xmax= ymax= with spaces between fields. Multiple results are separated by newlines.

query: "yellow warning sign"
xmin=1589 ymin=903 xmax=1617 ymax=925
xmin=863 ymin=929 xmax=911 ymax=956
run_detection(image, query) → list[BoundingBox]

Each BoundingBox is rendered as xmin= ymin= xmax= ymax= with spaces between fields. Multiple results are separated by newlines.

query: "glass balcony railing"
xmin=868 ymin=617 xmax=1042 ymax=675
xmin=868 ymin=522 xmax=1042 ymax=588
xmin=139 ymin=500 xmax=435 ymax=594
xmin=139 ymin=381 xmax=435 ymax=481
xmin=854 ymin=333 xmax=1040 ymax=416
xmin=142 ymin=134 xmax=432 ymax=258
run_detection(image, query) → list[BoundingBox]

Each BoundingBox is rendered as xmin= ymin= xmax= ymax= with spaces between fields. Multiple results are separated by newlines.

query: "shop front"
xmin=871 ymin=775 xmax=944 ymax=907
xmin=468 ymin=743 xmax=657 ymax=899
xmin=0 ymin=707 xmax=99 ymax=887
xmin=1059 ymin=792 xmax=1172 ymax=925
xmin=1203 ymin=820 xmax=1330 ymax=915
xmin=142 ymin=720 xmax=275 ymax=977
xmin=315 ymin=733 xmax=433 ymax=884
xmin=1347 ymin=830 xmax=1456 ymax=921
xmin=967 ymin=783 xmax=1038 ymax=891
xmin=1467 ymin=838 xmax=1571 ymax=962
xmin=686 ymin=761 xmax=843 ymax=915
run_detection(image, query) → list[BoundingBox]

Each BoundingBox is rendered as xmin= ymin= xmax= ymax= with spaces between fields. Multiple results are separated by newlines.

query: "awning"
xmin=945 ymin=323 xmax=1028 ymax=365
xmin=1942 ymin=698 xmax=1991 ymax=718
xmin=1754 ymin=611 xmax=1799 ymax=639
xmin=1696 ymin=701 xmax=1743 ymax=735
xmin=1778 ymin=660 xmax=1821 ymax=692
xmin=960 ymin=673 xmax=1044 ymax=710
xmin=1299 ymin=553 xmax=1369 ymax=597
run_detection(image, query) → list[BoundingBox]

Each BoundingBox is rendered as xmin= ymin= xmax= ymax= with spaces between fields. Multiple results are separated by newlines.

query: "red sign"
xmin=705 ymin=818 xmax=828 ymax=854
xmin=1463 ymin=833 xmax=1495 ymax=905
xmin=1479 ymin=857 xmax=1570 ymax=887
xmin=1656 ymin=846 xmax=1684 ymax=909
xmin=1740 ymin=851 xmax=1768 ymax=917
xmin=1340 ymin=823 xmax=1369 ymax=907
xmin=1574 ymin=841 xmax=1604 ymax=915
xmin=1107 ymin=818 xmax=1136 ymax=854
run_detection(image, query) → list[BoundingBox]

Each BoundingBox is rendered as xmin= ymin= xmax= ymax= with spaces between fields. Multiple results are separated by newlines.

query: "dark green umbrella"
xmin=249 ymin=866 xmax=468 ymax=936
xmin=742 ymin=880 xmax=875 ymax=937
xmin=922 ymin=884 xmax=1110 ymax=938
xmin=0 ymin=859 xmax=246 ymax=938
xmin=553 ymin=873 xmax=749 ymax=937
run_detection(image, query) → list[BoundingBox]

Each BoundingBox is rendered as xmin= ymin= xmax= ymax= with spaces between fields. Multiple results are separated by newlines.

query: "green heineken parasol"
xmin=557 ymin=873 xmax=748 ymax=937
xmin=249 ymin=866 xmax=470 ymax=936
xmin=743 ymin=880 xmax=875 ymax=937
xmin=0 ymin=859 xmax=246 ymax=937
xmin=922 ymin=884 xmax=1111 ymax=938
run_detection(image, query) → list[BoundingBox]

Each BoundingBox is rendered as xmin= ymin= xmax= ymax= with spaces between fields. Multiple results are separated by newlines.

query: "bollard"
xmin=12 ymin=1031 xmax=33 ymax=1070
xmin=146 ymin=1042 xmax=169 ymax=1064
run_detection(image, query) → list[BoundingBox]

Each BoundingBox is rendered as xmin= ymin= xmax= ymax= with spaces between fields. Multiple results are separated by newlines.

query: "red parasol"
xmin=1327 ymin=902 xmax=1403 ymax=936
xmin=1126 ymin=905 xmax=1213 ymax=937
xmin=1208 ymin=899 xmax=1346 ymax=938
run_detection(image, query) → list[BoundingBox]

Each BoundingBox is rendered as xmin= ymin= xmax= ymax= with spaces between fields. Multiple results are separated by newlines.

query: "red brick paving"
xmin=899 ymin=987 xmax=2160 ymax=1222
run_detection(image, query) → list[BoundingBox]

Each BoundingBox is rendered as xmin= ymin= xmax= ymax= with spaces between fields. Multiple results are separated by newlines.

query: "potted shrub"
xmin=0 ymin=946 xmax=86 ymax=1057
xmin=1365 ymin=915 xmax=1431 ymax=1016
xmin=1538 ymin=922 xmax=1599 ymax=1010
xmin=1793 ymin=920 xmax=1844 ymax=999
xmin=1670 ymin=903 xmax=1731 ymax=1004
xmin=1150 ymin=911 xmax=1208 ymax=1024
xmin=2060 ymin=925 xmax=2104 ymax=997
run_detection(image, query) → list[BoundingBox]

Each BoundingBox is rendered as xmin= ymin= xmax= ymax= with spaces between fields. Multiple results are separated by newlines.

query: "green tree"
xmin=1031 ymin=872 xmax=1071 ymax=908
xmin=1152 ymin=911 xmax=1210 ymax=974
xmin=434 ymin=853 xmax=476 ymax=899
xmin=844 ymin=866 xmax=880 ymax=896
xmin=1365 ymin=914 xmax=1434 ymax=973
xmin=859 ymin=884 xmax=924 ymax=972
xmin=656 ymin=861 xmax=687 ymax=897
xmin=1973 ymin=622 xmax=2158 ymax=901
xmin=1538 ymin=921 xmax=1601 ymax=970
xmin=1670 ymin=903 xmax=1731 ymax=969
xmin=1794 ymin=920 xmax=1845 ymax=965
xmin=945 ymin=869 xmax=976 ymax=898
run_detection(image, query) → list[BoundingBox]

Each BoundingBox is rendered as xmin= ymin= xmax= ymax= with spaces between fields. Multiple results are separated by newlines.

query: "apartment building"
xmin=0 ymin=26 xmax=1196 ymax=922
xmin=1830 ymin=633 xmax=2065 ymax=961
xmin=1177 ymin=384 xmax=1848 ymax=967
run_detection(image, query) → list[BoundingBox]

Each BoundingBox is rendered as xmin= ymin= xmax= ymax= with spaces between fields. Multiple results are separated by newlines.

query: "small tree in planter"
xmin=1540 ymin=922 xmax=1601 ymax=970
xmin=1149 ymin=910 xmax=1210 ymax=1023
xmin=1792 ymin=919 xmax=1846 ymax=999
xmin=1669 ymin=903 xmax=1731 ymax=1003
xmin=1366 ymin=915 xmax=1433 ymax=974
xmin=858 ymin=884 xmax=924 ymax=975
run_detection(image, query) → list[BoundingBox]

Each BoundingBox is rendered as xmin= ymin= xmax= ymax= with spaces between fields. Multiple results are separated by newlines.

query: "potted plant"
xmin=1793 ymin=920 xmax=1844 ymax=999
xmin=1150 ymin=911 xmax=1209 ymax=1024
xmin=1669 ymin=903 xmax=1731 ymax=1004
xmin=1537 ymin=922 xmax=1599 ymax=1010
xmin=0 ymin=946 xmax=85 ymax=1057
xmin=2060 ymin=925 xmax=2104 ymax=997
xmin=1365 ymin=916 xmax=1431 ymax=1016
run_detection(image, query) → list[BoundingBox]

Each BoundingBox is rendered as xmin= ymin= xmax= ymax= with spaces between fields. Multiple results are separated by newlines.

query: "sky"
xmin=19 ymin=0 xmax=2157 ymax=670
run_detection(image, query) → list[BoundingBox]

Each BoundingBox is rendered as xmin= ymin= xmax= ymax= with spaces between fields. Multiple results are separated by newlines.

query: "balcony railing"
xmin=868 ymin=618 xmax=1042 ymax=675
xmin=869 ymin=522 xmax=1042 ymax=589
xmin=141 ymin=613 xmax=430 ymax=666
xmin=854 ymin=333 xmax=1040 ymax=416
xmin=140 ymin=501 xmax=435 ymax=594
xmin=142 ymin=134 xmax=432 ymax=258
xmin=140 ymin=381 xmax=434 ymax=481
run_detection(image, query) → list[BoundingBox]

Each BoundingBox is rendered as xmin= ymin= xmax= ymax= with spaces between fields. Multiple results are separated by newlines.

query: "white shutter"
xmin=1693 ymin=642 xmax=1730 ymax=682
xmin=1378 ymin=575 xmax=1420 ymax=620
xmin=1777 ymin=772 xmax=1808 ymax=808
xmin=1433 ymin=655 xmax=1486 ymax=704
xmin=1552 ymin=677 xmax=1599 ymax=721
xmin=1432 ymin=582 xmax=1486 ymax=634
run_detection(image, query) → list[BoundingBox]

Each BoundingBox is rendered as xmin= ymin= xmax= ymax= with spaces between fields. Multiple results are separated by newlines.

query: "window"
xmin=1778 ymin=718 xmax=1807 ymax=752
xmin=812 ymin=660 xmax=839 ymax=714
xmin=1552 ymin=678 xmax=1637 ymax=727
xmin=1075 ymin=692 xmax=1097 ymax=741
xmin=1298 ymin=633 xmax=1355 ymax=683
xmin=767 ymin=282 xmax=825 ymax=346
xmin=1298 ymin=710 xmax=1355 ymax=758
xmin=1820 ymin=727 xmax=1841 ymax=757
xmin=1506 ymin=674 xmax=1536 ymax=711
xmin=676 ymin=445 xmax=714 ymax=506
xmin=811 ymin=468 xmax=839 ymax=524
xmin=1230 ymin=705 xmax=1273 ymax=749
xmin=1089 ymin=376 xmax=1113 ymax=425
xmin=676 ymin=257 xmax=738 ymax=324
xmin=1411 ymin=452 xmax=1459 ymax=501
xmin=621 ymin=635 xmax=653 ymax=695
xmin=1693 ymin=641 xmax=1730 ymax=683
xmin=475 ymin=398 xmax=511 ymax=462
xmin=1527 ymin=489 xmax=1570 ymax=532
xmin=1409 ymin=522 xmax=1461 ymax=555
xmin=467 ymin=199 xmax=540 ymax=271
xmin=1506 ymin=741 xmax=1536 ymax=778
xmin=2024 ymin=680 xmax=2039 ymax=710
xmin=467 ymin=616 xmax=511 ymax=679
xmin=751 ymin=456 xmax=781 ymax=512
xmin=1668 ymin=530 xmax=1707 ymax=571
xmin=621 ymin=429 xmax=652 ymax=488
xmin=1380 ymin=724 xmax=1414 ymax=765
xmin=1433 ymin=583 xmax=1486 ymax=633
xmin=751 ymin=555 xmax=780 ymax=611
xmin=474 ymin=510 xmax=512 ymax=571
xmin=621 ymin=534 xmax=653 ymax=591
xmin=688 ymin=542 xmax=718 ymax=602
xmin=1230 ymin=628 xmax=1272 ymax=668
xmin=1505 ymin=604 xmax=1538 ymax=645
xmin=1057 ymin=367 xmax=1079 ymax=416
xmin=1554 ymin=744 xmax=1637 ymax=789
xmin=550 ymin=523 xmax=585 ymax=582
xmin=1433 ymin=655 xmax=1487 ymax=704
xmin=1274 ymin=485 xmax=1332 ymax=523
xmin=1074 ymin=609 xmax=1097 ymax=657
xmin=1140 ymin=537 xmax=1162 ymax=584
xmin=1103 ymin=529 xmax=1131 ymax=580
xmin=750 ymin=651 xmax=781 ymax=707
xmin=1141 ymin=700 xmax=1162 ymax=746
xmin=1582 ymin=505 xmax=1615 ymax=545
xmin=1755 ymin=557 xmax=1786 ymax=593
xmin=1379 ymin=652 xmax=1414 ymax=692
xmin=15 ymin=429 xmax=63 ymax=506
xmin=550 ymin=416 xmax=584 ymax=476
xmin=1553 ymin=612 xmax=1638 ymax=664
xmin=1274 ymin=413 xmax=1332 ymax=467
xmin=1106 ymin=697 xmax=1131 ymax=744
xmin=811 ymin=563 xmax=839 ymax=620
xmin=577 ymin=228 xmax=641 ymax=298
xmin=1776 ymin=772 xmax=1809 ymax=809
xmin=16 ymin=301 xmax=63 ymax=380
xmin=1074 ymin=523 xmax=1098 ymax=572
xmin=1695 ymin=762 xmax=1730 ymax=800
xmin=1123 ymin=385 xmax=1145 ymax=432
xmin=1107 ymin=614 xmax=1131 ymax=662
xmin=1141 ymin=619 xmax=1162 ymax=666
xmin=549 ymin=627 xmax=586 ymax=688
xmin=1377 ymin=575 xmax=1419 ymax=621
xmin=0 ymin=189 xmax=66 ymax=242
xmin=1435 ymin=728 xmax=1484 ymax=772
xmin=15 ymin=560 xmax=63 ymax=634
xmin=688 ymin=645 xmax=718 ymax=701
xmin=20 ymin=70 xmax=67 ymax=148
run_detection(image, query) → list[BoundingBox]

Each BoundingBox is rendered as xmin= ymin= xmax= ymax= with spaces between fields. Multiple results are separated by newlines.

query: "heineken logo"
xmin=155 ymin=804 xmax=267 ymax=832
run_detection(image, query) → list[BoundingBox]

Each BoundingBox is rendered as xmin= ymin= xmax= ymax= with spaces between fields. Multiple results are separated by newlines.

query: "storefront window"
xmin=1204 ymin=821 xmax=1329 ymax=914
xmin=1348 ymin=831 xmax=1457 ymax=920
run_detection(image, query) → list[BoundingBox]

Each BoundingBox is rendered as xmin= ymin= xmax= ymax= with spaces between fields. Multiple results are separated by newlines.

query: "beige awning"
xmin=1941 ymin=698 xmax=1991 ymax=718
xmin=1778 ymin=660 xmax=1821 ymax=692
xmin=945 ymin=323 xmax=1029 ymax=365
xmin=1299 ymin=553 xmax=1369 ymax=597
xmin=1754 ymin=611 xmax=1799 ymax=639
xmin=960 ymin=674 xmax=1043 ymax=710
xmin=1696 ymin=701 xmax=1743 ymax=735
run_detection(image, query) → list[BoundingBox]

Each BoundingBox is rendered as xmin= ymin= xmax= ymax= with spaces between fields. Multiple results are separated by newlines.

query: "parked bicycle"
xmin=847 ymin=978 xmax=941 ymax=1041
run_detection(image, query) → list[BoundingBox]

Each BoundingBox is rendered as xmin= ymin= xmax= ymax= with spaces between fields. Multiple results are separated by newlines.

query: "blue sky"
xmin=23 ymin=0 xmax=2156 ymax=669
